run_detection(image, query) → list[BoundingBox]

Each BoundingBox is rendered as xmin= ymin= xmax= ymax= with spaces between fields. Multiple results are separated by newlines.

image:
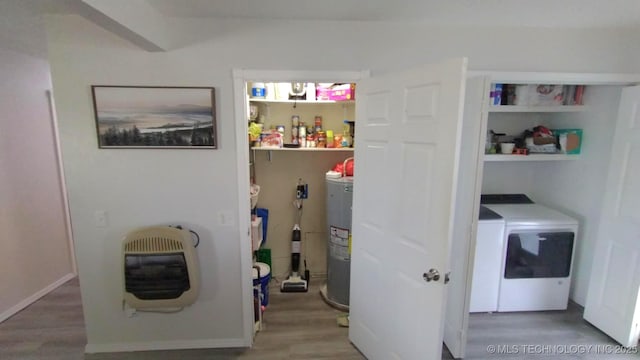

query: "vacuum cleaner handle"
xmin=291 ymin=228 xmax=301 ymax=272
xmin=292 ymin=253 xmax=300 ymax=273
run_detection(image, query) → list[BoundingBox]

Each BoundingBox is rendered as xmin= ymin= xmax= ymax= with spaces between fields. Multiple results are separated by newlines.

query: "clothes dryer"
xmin=482 ymin=194 xmax=578 ymax=312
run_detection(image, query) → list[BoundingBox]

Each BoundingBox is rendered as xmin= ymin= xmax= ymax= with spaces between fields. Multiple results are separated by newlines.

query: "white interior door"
xmin=349 ymin=58 xmax=468 ymax=359
xmin=584 ymin=85 xmax=640 ymax=347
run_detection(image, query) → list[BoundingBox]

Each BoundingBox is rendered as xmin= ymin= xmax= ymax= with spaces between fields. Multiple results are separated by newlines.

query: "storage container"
xmin=513 ymin=84 xmax=565 ymax=106
xmin=252 ymin=262 xmax=271 ymax=307
xmin=553 ymin=129 xmax=583 ymax=154
xmin=316 ymin=83 xmax=356 ymax=101
xmin=251 ymin=82 xmax=266 ymax=98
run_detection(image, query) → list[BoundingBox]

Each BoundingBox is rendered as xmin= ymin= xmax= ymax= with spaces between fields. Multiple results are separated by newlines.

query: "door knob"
xmin=423 ymin=269 xmax=440 ymax=282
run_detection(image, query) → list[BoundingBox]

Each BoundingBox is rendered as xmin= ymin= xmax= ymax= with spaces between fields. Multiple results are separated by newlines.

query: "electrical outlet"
xmin=297 ymin=184 xmax=308 ymax=199
xmin=94 ymin=210 xmax=108 ymax=227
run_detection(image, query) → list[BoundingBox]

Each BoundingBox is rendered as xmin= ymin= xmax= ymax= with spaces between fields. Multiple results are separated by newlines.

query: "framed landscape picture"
xmin=91 ymin=86 xmax=217 ymax=149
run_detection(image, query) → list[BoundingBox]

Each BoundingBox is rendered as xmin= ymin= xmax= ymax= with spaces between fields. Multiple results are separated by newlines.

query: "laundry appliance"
xmin=482 ymin=194 xmax=578 ymax=312
xmin=470 ymin=205 xmax=505 ymax=312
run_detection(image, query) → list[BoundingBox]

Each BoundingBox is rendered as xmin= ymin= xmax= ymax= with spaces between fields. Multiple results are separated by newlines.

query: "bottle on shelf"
xmin=317 ymin=131 xmax=326 ymax=148
xmin=326 ymin=130 xmax=335 ymax=148
xmin=251 ymin=82 xmax=266 ymax=99
xmin=343 ymin=120 xmax=352 ymax=147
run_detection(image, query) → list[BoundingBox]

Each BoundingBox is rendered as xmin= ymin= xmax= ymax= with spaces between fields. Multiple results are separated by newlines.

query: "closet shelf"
xmin=249 ymin=98 xmax=355 ymax=104
xmin=488 ymin=105 xmax=588 ymax=113
xmin=484 ymin=154 xmax=580 ymax=162
xmin=252 ymin=147 xmax=354 ymax=152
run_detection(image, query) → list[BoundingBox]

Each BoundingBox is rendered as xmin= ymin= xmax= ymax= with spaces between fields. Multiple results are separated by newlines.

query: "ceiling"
xmin=146 ymin=0 xmax=640 ymax=29
xmin=22 ymin=0 xmax=639 ymax=52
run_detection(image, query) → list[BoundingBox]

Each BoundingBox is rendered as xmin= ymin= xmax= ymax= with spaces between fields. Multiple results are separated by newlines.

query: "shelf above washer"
xmin=484 ymin=154 xmax=580 ymax=162
xmin=488 ymin=105 xmax=588 ymax=113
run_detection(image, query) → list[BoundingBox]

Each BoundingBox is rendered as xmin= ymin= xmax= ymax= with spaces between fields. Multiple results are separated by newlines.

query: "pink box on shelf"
xmin=316 ymin=83 xmax=355 ymax=101
xmin=259 ymin=131 xmax=283 ymax=148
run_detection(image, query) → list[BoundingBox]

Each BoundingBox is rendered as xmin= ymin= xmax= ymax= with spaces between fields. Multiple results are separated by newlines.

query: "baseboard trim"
xmin=0 ymin=272 xmax=76 ymax=323
xmin=85 ymin=338 xmax=249 ymax=354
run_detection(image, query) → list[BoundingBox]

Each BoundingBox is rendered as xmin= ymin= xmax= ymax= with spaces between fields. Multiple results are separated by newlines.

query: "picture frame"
xmin=91 ymin=86 xmax=217 ymax=149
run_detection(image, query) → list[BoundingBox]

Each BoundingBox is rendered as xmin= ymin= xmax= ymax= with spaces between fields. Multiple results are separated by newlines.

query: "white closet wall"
xmin=529 ymin=86 xmax=623 ymax=304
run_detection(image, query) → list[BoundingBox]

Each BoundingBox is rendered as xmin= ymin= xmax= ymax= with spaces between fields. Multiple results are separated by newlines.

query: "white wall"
xmin=0 ymin=2 xmax=74 ymax=321
xmin=45 ymin=13 xmax=640 ymax=351
xmin=46 ymin=16 xmax=248 ymax=352
xmin=530 ymin=86 xmax=623 ymax=305
xmin=167 ymin=19 xmax=640 ymax=74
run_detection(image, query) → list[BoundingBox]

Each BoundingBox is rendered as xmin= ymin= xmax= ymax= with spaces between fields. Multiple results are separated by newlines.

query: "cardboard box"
xmin=259 ymin=131 xmax=283 ymax=148
xmin=513 ymin=84 xmax=565 ymax=106
xmin=553 ymin=129 xmax=582 ymax=154
xmin=316 ymin=83 xmax=355 ymax=101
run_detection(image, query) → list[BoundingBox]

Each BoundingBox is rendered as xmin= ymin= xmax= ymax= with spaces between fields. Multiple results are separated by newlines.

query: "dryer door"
xmin=504 ymin=231 xmax=574 ymax=279
xmin=498 ymin=228 xmax=576 ymax=312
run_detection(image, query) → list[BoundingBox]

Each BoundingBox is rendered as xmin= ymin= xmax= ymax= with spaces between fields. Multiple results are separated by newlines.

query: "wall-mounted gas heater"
xmin=123 ymin=226 xmax=200 ymax=311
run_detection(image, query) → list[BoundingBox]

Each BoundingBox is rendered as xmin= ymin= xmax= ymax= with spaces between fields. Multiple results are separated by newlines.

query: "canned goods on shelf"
xmin=317 ymin=131 xmax=326 ymax=148
xmin=326 ymin=130 xmax=334 ymax=148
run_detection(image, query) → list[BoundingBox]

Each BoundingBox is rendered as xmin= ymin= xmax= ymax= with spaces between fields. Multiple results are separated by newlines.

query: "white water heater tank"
xmin=325 ymin=176 xmax=353 ymax=307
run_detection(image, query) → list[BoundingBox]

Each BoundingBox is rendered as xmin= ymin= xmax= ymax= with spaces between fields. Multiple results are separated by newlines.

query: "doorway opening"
xmin=456 ymin=79 xmax=640 ymax=358
xmin=233 ymin=69 xmax=365 ymax=347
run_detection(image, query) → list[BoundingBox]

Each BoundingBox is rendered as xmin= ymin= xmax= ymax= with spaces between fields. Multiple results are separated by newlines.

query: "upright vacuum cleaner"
xmin=281 ymin=180 xmax=309 ymax=293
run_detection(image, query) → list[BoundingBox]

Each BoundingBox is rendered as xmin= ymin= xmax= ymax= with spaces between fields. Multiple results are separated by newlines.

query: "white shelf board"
xmin=484 ymin=154 xmax=580 ymax=162
xmin=249 ymin=98 xmax=354 ymax=104
xmin=488 ymin=105 xmax=588 ymax=113
xmin=467 ymin=71 xmax=640 ymax=85
xmin=252 ymin=147 xmax=354 ymax=151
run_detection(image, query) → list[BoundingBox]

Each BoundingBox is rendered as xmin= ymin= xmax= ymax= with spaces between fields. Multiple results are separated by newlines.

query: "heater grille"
xmin=122 ymin=226 xmax=200 ymax=310
xmin=124 ymin=237 xmax=184 ymax=253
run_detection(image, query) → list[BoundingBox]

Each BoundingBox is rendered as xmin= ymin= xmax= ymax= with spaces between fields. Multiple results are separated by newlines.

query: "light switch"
xmin=218 ymin=210 xmax=234 ymax=226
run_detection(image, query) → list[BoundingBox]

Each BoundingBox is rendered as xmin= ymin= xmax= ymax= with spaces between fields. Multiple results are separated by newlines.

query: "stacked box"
xmin=513 ymin=84 xmax=565 ymax=106
xmin=553 ymin=129 xmax=583 ymax=154
xmin=316 ymin=83 xmax=355 ymax=101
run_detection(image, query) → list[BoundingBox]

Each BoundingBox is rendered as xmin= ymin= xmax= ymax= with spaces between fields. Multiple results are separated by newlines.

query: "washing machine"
xmin=470 ymin=205 xmax=505 ymax=312
xmin=481 ymin=194 xmax=579 ymax=312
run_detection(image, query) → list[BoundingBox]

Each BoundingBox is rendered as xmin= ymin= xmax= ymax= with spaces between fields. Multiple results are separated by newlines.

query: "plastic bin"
xmin=252 ymin=262 xmax=271 ymax=307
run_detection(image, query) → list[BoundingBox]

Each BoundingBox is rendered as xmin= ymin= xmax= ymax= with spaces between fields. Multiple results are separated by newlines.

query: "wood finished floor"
xmin=0 ymin=277 xmax=637 ymax=359
xmin=465 ymin=303 xmax=639 ymax=360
